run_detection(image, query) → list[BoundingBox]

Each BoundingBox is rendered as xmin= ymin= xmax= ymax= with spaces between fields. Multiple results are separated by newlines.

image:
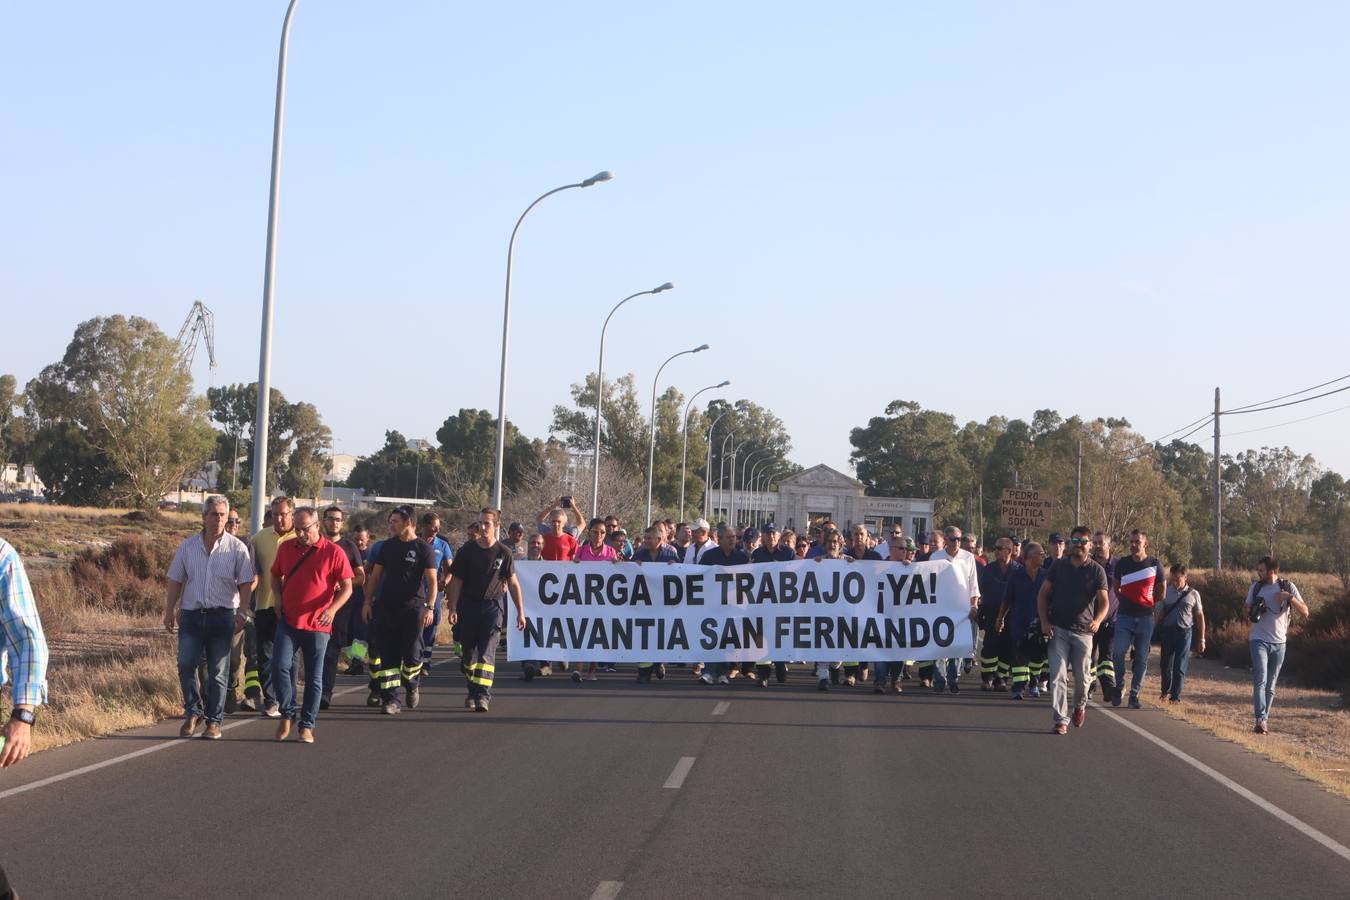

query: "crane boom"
xmin=175 ymin=300 xmax=217 ymax=370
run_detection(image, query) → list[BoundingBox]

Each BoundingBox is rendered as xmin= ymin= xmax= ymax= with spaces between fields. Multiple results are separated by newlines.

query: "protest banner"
xmin=507 ymin=559 xmax=975 ymax=663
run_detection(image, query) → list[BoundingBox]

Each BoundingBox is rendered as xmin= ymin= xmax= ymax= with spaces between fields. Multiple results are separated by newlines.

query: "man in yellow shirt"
xmin=246 ymin=496 xmax=295 ymax=718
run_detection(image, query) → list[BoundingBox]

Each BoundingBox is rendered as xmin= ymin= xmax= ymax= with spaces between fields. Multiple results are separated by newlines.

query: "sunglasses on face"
xmin=1069 ymin=537 xmax=1090 ymax=545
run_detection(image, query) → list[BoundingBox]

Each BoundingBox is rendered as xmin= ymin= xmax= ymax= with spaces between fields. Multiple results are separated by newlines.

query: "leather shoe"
xmin=275 ymin=719 xmax=292 ymax=741
xmin=201 ymin=723 xmax=222 ymax=740
xmin=179 ymin=715 xmax=201 ymax=738
xmin=298 ymin=727 xmax=314 ymax=744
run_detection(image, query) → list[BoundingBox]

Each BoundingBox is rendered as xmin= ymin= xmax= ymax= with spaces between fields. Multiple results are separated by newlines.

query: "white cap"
xmin=692 ymin=518 xmax=711 ymax=532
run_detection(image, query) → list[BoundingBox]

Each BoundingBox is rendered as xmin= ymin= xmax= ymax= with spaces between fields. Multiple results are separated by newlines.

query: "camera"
xmin=1248 ymin=597 xmax=1267 ymax=624
xmin=561 ymin=495 xmax=573 ymax=507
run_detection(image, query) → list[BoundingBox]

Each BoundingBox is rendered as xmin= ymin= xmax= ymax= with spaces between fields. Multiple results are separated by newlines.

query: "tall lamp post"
xmin=757 ymin=464 xmax=788 ymax=527
xmin=702 ymin=412 xmax=728 ymax=520
xmin=491 ymin=170 xmax=613 ymax=509
xmin=740 ymin=449 xmax=774 ymax=529
xmin=645 ymin=344 xmax=709 ymax=524
xmin=590 ymin=282 xmax=675 ymax=513
xmin=679 ymin=381 xmax=729 ymax=521
xmin=248 ymin=0 xmax=300 ymax=532
xmin=717 ymin=431 xmax=738 ymax=523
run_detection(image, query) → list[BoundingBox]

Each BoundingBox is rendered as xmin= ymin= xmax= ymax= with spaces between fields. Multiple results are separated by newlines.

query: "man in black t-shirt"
xmin=363 ymin=506 xmax=437 ymax=716
xmin=447 ymin=509 xmax=524 ymax=713
xmin=1037 ymin=526 xmax=1109 ymax=734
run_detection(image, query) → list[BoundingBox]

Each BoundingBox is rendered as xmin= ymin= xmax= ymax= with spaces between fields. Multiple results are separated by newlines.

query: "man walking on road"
xmin=929 ymin=526 xmax=981 ymax=694
xmin=447 ymin=509 xmax=525 ymax=713
xmin=1037 ymin=526 xmax=1109 ymax=734
xmin=270 ymin=507 xmax=353 ymax=743
xmin=1157 ymin=564 xmax=1205 ymax=704
xmin=1245 ymin=556 xmax=1309 ymax=735
xmin=164 ymin=496 xmax=255 ymax=740
xmin=247 ymin=496 xmax=295 ymax=717
xmin=1112 ymin=529 xmax=1165 ymax=709
xmin=416 ymin=513 xmax=454 ymax=684
xmin=364 ymin=507 xmax=437 ymax=716
xmin=1089 ymin=531 xmax=1118 ymax=701
xmin=319 ymin=506 xmax=366 ymax=709
xmin=1 ymin=535 xmax=48 ymax=768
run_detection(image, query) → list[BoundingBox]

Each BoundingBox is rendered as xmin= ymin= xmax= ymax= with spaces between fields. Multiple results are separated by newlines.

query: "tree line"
xmin=0 ymin=317 xmax=797 ymax=522
xmin=848 ymin=401 xmax=1350 ymax=577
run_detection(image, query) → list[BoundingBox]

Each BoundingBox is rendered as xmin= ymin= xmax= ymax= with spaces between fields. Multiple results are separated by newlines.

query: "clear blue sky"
xmin=4 ymin=2 xmax=1349 ymax=477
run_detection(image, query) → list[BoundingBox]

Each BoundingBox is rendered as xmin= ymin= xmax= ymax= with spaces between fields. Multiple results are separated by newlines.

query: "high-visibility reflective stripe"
xmin=637 ymin=663 xmax=653 ymax=669
xmin=467 ymin=674 xmax=493 ymax=687
xmin=478 ymin=663 xmax=496 ymax=673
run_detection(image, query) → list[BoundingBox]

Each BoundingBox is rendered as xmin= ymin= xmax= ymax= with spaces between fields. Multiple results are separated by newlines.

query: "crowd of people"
xmin=0 ymin=494 xmax=1313 ymax=760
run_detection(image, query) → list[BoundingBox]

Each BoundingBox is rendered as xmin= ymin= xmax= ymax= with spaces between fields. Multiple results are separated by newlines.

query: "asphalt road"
xmin=2 ymin=659 xmax=1349 ymax=899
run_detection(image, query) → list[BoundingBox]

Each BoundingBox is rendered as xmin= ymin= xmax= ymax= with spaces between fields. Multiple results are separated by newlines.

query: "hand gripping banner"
xmin=507 ymin=558 xmax=975 ymax=663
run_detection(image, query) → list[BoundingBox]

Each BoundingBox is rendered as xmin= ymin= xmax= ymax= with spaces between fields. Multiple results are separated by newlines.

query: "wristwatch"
xmin=10 ymin=708 xmax=36 ymax=726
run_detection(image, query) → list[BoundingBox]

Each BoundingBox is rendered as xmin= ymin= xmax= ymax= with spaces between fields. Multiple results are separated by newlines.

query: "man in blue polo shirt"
xmin=416 ymin=512 xmax=454 ymax=688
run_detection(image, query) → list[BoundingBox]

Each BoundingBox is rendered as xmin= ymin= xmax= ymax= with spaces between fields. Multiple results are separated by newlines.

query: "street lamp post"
xmin=248 ymin=0 xmax=300 ymax=533
xmin=717 ymin=432 xmax=737 ymax=523
xmin=757 ymin=464 xmax=787 ymax=527
xmin=645 ymin=344 xmax=709 ymax=525
xmin=702 ymin=412 xmax=728 ymax=520
xmin=741 ymin=449 xmax=774 ymax=529
xmin=679 ymin=381 xmax=729 ymax=521
xmin=591 ymin=282 xmax=675 ymax=513
xmin=491 ymin=170 xmax=613 ymax=510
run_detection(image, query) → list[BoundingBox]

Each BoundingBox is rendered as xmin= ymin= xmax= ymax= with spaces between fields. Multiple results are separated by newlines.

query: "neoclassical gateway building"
xmin=707 ymin=464 xmax=935 ymax=538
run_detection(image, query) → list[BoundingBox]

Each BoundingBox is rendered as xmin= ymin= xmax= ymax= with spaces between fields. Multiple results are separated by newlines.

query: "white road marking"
xmin=663 ymin=756 xmax=696 ymax=789
xmin=0 ymin=681 xmax=365 ymax=802
xmin=589 ymin=881 xmax=623 ymax=900
xmin=711 ymin=701 xmax=730 ymax=716
xmin=1096 ymin=703 xmax=1350 ymax=865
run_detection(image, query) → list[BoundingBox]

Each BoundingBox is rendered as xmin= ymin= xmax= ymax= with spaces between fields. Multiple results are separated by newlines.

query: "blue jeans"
xmin=178 ymin=608 xmax=235 ymax=724
xmin=1112 ymin=613 xmax=1154 ymax=697
xmin=932 ymin=658 xmax=960 ymax=687
xmin=272 ymin=619 xmax=330 ymax=730
xmin=1250 ymin=640 xmax=1286 ymax=723
xmin=1158 ymin=627 xmax=1191 ymax=700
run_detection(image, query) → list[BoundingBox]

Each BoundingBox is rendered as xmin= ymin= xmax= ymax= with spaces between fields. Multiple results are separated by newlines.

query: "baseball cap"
xmin=741 ymin=527 xmax=757 ymax=542
xmin=1049 ymin=532 xmax=1065 ymax=542
xmin=760 ymin=523 xmax=779 ymax=533
xmin=692 ymin=518 xmax=711 ymax=532
xmin=905 ymin=538 xmax=918 ymax=551
xmin=508 ymin=522 xmax=524 ymax=534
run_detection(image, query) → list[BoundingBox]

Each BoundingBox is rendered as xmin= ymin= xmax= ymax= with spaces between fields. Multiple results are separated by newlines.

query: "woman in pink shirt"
xmin=571 ymin=518 xmax=618 ymax=682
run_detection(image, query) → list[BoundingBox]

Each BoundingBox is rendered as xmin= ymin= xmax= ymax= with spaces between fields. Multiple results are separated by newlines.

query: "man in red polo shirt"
xmin=270 ymin=506 xmax=353 ymax=743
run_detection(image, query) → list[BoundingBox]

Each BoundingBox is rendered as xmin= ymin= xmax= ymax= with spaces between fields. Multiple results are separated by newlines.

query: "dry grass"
xmin=1143 ymin=651 xmax=1350 ymax=799
xmin=0 ymin=503 xmax=197 ymax=558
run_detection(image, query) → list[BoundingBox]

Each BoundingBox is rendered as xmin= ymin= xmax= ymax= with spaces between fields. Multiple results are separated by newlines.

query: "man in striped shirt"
xmin=1 ymin=535 xmax=49 ymax=767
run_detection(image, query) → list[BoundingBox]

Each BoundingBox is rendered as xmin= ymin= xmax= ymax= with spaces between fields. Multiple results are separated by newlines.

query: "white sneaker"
xmin=699 ymin=674 xmax=715 ymax=685
xmin=717 ymin=675 xmax=730 ymax=685
xmin=263 ymin=703 xmax=281 ymax=719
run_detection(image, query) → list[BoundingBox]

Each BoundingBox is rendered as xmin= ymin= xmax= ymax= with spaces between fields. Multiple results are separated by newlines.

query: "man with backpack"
xmin=1245 ymin=556 xmax=1309 ymax=735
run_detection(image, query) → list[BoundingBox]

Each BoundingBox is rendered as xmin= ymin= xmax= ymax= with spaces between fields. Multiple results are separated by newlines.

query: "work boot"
xmin=475 ymin=698 xmax=490 ymax=713
xmin=522 ymin=662 xmax=538 ymax=682
xmin=406 ymin=683 xmax=421 ymax=710
xmin=239 ymin=696 xmax=258 ymax=713
xmin=382 ymin=701 xmax=400 ymax=716
xmin=655 ymin=664 xmax=666 ymax=680
xmin=366 ymin=689 xmax=382 ymax=707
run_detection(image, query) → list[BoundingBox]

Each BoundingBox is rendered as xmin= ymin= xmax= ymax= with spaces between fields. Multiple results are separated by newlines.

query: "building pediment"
xmin=779 ymin=464 xmax=864 ymax=492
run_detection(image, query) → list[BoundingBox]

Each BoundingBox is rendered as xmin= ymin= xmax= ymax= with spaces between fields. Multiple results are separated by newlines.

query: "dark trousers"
xmin=1159 ymin=627 xmax=1192 ymax=700
xmin=320 ymin=602 xmax=358 ymax=704
xmin=1010 ymin=632 xmax=1049 ymax=686
xmin=420 ymin=594 xmax=443 ymax=676
xmin=245 ymin=607 xmax=279 ymax=705
xmin=371 ymin=603 xmax=424 ymax=702
xmin=459 ymin=602 xmax=503 ymax=701
xmin=1092 ymin=618 xmax=1116 ymax=695
xmin=979 ymin=621 xmax=1011 ymax=684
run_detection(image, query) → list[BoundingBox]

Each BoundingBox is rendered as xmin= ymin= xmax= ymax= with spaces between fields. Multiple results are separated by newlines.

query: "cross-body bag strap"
xmin=278 ymin=545 xmax=319 ymax=615
xmin=1164 ymin=587 xmax=1191 ymax=627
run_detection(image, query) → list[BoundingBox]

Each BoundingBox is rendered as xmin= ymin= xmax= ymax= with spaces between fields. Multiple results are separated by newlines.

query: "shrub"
xmin=1190 ymin=569 xmax=1254 ymax=627
xmin=69 ymin=534 xmax=181 ymax=617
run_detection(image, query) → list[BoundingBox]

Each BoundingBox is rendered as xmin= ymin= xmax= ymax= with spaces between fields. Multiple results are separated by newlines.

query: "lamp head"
xmin=692 ymin=344 xmax=709 ymax=353
xmin=654 ymin=282 xmax=675 ymax=293
xmin=717 ymin=380 xmax=730 ymax=387
xmin=581 ymin=170 xmax=614 ymax=187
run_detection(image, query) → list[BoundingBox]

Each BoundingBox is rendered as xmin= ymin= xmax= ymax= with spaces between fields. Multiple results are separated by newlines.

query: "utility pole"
xmin=1213 ymin=386 xmax=1222 ymax=570
xmin=1075 ymin=439 xmax=1082 ymax=526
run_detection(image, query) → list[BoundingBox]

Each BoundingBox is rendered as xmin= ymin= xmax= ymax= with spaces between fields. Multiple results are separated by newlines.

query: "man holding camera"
xmin=1245 ymin=556 xmax=1308 ymax=735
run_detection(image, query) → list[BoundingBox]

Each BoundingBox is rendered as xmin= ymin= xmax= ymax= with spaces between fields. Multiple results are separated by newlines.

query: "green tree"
xmin=348 ymin=431 xmax=449 ymax=501
xmin=849 ymin=401 xmax=971 ymax=521
xmin=0 ymin=374 xmax=33 ymax=478
xmin=436 ymin=408 xmax=541 ymax=498
xmin=207 ymin=383 xmax=331 ymax=495
xmin=1230 ymin=446 xmax=1318 ymax=558
xmin=551 ymin=373 xmax=648 ymax=474
xmin=25 ymin=315 xmax=216 ymax=508
xmin=703 ymin=398 xmax=796 ymax=506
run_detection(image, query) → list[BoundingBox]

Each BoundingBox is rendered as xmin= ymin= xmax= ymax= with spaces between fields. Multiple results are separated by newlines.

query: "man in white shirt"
xmin=928 ymin=525 xmax=981 ymax=694
xmin=164 ymin=496 xmax=256 ymax=740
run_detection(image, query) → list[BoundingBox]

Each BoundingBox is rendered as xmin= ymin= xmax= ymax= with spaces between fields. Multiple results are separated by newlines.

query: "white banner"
xmin=507 ymin=558 xmax=974 ymax=663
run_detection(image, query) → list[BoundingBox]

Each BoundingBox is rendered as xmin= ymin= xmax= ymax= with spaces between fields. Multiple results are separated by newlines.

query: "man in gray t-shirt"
xmin=1243 ymin=557 xmax=1309 ymax=734
xmin=1156 ymin=564 xmax=1206 ymax=702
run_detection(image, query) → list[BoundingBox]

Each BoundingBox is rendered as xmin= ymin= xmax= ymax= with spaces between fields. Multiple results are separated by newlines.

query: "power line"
xmin=1221 ymin=373 xmax=1350 ymax=414
xmin=1223 ymin=401 xmax=1350 ymax=438
xmin=1174 ymin=417 xmax=1214 ymax=444
xmin=1145 ymin=412 xmax=1214 ymax=445
xmin=1221 ymin=382 xmax=1350 ymax=416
